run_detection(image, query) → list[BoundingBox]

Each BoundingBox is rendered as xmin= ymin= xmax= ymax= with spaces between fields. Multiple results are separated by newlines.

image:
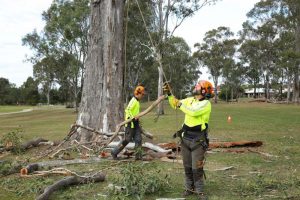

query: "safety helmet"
xmin=134 ymin=85 xmax=145 ymax=96
xmin=192 ymin=80 xmax=214 ymax=98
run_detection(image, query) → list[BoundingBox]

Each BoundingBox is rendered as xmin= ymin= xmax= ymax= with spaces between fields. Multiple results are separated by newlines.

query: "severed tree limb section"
xmin=107 ymin=142 xmax=172 ymax=153
xmin=36 ymin=172 xmax=106 ymax=200
xmin=0 ymin=138 xmax=49 ymax=153
xmin=75 ymin=124 xmax=125 ymax=136
xmin=103 ymin=95 xmax=166 ymax=148
xmin=140 ymin=126 xmax=154 ymax=139
xmin=20 ymin=157 xmax=104 ymax=176
xmin=35 ymin=124 xmax=78 ymax=160
xmin=209 ymin=141 xmax=263 ymax=148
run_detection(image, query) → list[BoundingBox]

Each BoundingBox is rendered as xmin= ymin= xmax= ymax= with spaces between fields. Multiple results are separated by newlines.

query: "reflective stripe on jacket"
xmin=168 ymin=95 xmax=211 ymax=129
xmin=125 ymin=97 xmax=140 ymax=128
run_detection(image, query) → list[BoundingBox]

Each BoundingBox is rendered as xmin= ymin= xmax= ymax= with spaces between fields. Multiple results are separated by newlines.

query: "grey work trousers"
xmin=181 ymin=137 xmax=206 ymax=193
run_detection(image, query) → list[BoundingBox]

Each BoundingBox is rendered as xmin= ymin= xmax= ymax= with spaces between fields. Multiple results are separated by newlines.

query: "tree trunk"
xmin=76 ymin=0 xmax=125 ymax=142
xmin=254 ymin=82 xmax=257 ymax=99
xmin=287 ymin=75 xmax=291 ymax=103
xmin=46 ymin=88 xmax=50 ymax=105
xmin=213 ymin=76 xmax=218 ymax=103
xmin=157 ymin=0 xmax=165 ymax=115
xmin=293 ymin=19 xmax=300 ymax=103
xmin=266 ymin=73 xmax=270 ymax=100
xmin=231 ymin=87 xmax=233 ymax=102
xmin=157 ymin=66 xmax=164 ymax=114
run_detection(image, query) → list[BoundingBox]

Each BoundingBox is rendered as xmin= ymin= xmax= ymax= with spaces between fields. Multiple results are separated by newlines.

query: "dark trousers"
xmin=111 ymin=125 xmax=142 ymax=159
xmin=181 ymin=137 xmax=206 ymax=193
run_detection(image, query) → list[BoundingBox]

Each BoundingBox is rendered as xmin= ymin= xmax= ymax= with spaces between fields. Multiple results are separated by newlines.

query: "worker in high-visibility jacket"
xmin=163 ymin=80 xmax=213 ymax=199
xmin=111 ymin=85 xmax=145 ymax=160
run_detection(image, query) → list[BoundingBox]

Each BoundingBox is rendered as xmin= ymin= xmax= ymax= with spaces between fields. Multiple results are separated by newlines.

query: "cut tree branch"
xmin=0 ymin=138 xmax=49 ymax=153
xmin=36 ymin=172 xmax=106 ymax=200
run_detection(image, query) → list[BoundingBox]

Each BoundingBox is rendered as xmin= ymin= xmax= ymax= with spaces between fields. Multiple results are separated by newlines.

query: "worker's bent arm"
xmin=167 ymin=95 xmax=179 ymax=109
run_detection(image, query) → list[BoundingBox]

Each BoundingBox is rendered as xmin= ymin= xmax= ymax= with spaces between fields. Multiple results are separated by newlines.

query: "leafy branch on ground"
xmin=108 ymin=162 xmax=171 ymax=200
xmin=0 ymin=129 xmax=24 ymax=154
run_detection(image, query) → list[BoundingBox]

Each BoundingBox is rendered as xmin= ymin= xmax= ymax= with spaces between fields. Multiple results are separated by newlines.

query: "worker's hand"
xmin=172 ymin=132 xmax=177 ymax=139
xmin=163 ymin=82 xmax=171 ymax=96
xmin=172 ymin=98 xmax=181 ymax=108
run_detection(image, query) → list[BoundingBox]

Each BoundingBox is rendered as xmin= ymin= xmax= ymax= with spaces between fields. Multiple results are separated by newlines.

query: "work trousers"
xmin=181 ymin=137 xmax=206 ymax=193
xmin=111 ymin=125 xmax=142 ymax=159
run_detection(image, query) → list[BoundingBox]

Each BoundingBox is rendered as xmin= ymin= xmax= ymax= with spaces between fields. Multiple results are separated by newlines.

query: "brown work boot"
xmin=111 ymin=152 xmax=119 ymax=160
xmin=197 ymin=192 xmax=208 ymax=200
xmin=182 ymin=189 xmax=193 ymax=196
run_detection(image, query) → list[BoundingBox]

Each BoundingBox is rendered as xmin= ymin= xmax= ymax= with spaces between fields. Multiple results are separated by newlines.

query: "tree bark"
xmin=37 ymin=172 xmax=105 ymax=200
xmin=76 ymin=0 xmax=125 ymax=141
xmin=293 ymin=21 xmax=300 ymax=103
xmin=157 ymin=66 xmax=164 ymax=114
xmin=213 ymin=76 xmax=218 ymax=103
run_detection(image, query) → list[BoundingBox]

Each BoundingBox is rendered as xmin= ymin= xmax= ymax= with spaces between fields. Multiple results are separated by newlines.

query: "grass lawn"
xmin=0 ymin=102 xmax=299 ymax=200
xmin=0 ymin=105 xmax=33 ymax=113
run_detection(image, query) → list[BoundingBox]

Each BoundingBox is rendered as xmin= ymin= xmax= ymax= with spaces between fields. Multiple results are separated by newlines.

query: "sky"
xmin=0 ymin=0 xmax=260 ymax=87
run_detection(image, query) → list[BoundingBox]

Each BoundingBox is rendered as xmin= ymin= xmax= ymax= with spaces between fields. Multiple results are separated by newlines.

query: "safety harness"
xmin=174 ymin=126 xmax=209 ymax=152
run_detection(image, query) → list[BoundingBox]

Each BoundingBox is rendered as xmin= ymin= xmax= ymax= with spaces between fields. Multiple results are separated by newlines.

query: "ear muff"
xmin=134 ymin=86 xmax=145 ymax=96
xmin=193 ymin=80 xmax=214 ymax=98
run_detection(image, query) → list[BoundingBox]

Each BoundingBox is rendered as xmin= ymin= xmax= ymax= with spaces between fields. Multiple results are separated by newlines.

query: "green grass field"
xmin=0 ymin=102 xmax=299 ymax=200
xmin=0 ymin=105 xmax=33 ymax=113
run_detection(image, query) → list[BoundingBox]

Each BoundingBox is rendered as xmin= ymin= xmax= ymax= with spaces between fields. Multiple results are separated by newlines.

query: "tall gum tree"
xmin=76 ymin=0 xmax=125 ymax=141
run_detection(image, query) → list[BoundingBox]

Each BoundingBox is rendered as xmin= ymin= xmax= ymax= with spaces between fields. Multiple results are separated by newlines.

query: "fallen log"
xmin=36 ymin=172 xmax=106 ymax=200
xmin=157 ymin=141 xmax=263 ymax=150
xmin=107 ymin=142 xmax=172 ymax=153
xmin=209 ymin=141 xmax=263 ymax=148
xmin=20 ymin=157 xmax=104 ymax=175
xmin=158 ymin=142 xmax=179 ymax=151
xmin=140 ymin=126 xmax=154 ymax=139
xmin=75 ymin=124 xmax=125 ymax=136
xmin=0 ymin=138 xmax=49 ymax=153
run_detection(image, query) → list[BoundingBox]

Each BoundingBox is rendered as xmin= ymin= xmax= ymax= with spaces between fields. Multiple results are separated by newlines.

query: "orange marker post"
xmin=227 ymin=115 xmax=232 ymax=123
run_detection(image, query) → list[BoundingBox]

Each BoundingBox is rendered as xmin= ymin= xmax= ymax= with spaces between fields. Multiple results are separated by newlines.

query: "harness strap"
xmin=181 ymin=130 xmax=208 ymax=151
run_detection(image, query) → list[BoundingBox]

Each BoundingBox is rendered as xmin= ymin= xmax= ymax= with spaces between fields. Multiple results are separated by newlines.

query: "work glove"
xmin=171 ymin=98 xmax=181 ymax=108
xmin=162 ymin=82 xmax=171 ymax=96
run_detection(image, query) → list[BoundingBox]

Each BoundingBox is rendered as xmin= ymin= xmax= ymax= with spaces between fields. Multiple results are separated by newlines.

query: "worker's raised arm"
xmin=179 ymin=99 xmax=211 ymax=117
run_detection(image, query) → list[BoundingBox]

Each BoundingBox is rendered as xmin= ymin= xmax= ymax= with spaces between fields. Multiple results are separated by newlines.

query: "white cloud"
xmin=0 ymin=0 xmax=52 ymax=86
xmin=0 ymin=0 xmax=260 ymax=87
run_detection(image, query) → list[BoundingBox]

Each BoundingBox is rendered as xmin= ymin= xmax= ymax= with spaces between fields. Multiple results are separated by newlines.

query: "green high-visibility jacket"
xmin=125 ymin=96 xmax=140 ymax=128
xmin=168 ymin=95 xmax=211 ymax=129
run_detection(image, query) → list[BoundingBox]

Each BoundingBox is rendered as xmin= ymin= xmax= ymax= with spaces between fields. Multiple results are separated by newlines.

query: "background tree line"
xmin=1 ymin=0 xmax=299 ymax=106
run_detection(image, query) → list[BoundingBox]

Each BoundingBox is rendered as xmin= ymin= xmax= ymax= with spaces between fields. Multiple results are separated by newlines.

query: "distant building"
xmin=244 ymin=88 xmax=264 ymax=98
xmin=244 ymin=88 xmax=276 ymax=98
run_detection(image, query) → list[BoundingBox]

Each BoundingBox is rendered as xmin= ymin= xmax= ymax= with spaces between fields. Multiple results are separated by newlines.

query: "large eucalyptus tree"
xmin=76 ymin=0 xmax=125 ymax=141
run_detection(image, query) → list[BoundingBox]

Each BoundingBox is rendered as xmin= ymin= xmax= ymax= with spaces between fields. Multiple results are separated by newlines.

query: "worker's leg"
xmin=111 ymin=126 xmax=134 ymax=159
xmin=191 ymin=144 xmax=206 ymax=195
xmin=134 ymin=126 xmax=142 ymax=160
xmin=181 ymin=138 xmax=194 ymax=196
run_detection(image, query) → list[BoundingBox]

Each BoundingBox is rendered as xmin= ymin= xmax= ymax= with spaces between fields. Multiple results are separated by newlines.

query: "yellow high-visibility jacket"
xmin=168 ymin=95 xmax=211 ymax=129
xmin=125 ymin=97 xmax=140 ymax=128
